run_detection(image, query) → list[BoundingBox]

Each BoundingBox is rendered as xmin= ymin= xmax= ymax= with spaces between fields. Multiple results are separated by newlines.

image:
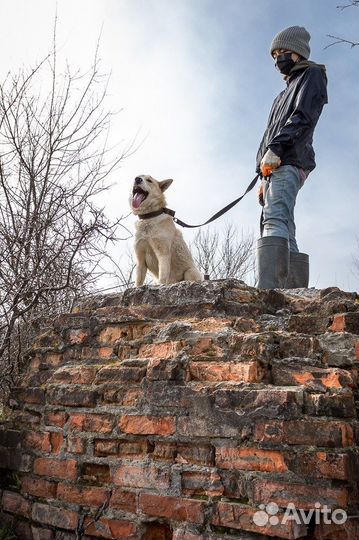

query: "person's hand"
xmin=258 ymin=183 xmax=265 ymax=206
xmin=260 ymin=149 xmax=281 ymax=176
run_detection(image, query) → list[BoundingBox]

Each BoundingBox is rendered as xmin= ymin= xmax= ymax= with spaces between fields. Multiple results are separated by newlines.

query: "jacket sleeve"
xmin=268 ymin=67 xmax=328 ymax=158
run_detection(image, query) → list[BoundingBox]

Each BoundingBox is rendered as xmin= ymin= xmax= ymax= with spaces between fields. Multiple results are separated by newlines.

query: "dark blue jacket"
xmin=256 ymin=62 xmax=328 ymax=174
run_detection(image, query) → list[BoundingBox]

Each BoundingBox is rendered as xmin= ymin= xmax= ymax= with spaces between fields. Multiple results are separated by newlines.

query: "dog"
xmin=130 ymin=175 xmax=203 ymax=286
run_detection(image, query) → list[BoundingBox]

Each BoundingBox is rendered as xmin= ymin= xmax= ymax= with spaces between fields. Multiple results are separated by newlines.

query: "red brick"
xmin=57 ymin=483 xmax=109 ymax=506
xmin=119 ymin=415 xmax=176 ymax=435
xmin=21 ymin=476 xmax=57 ymax=498
xmin=44 ymin=411 xmax=68 ymax=427
xmin=181 ymin=470 xmax=224 ymax=497
xmin=139 ymin=493 xmax=205 ymax=524
xmin=95 ymin=364 xmax=147 ymax=384
xmin=113 ymin=463 xmax=170 ymax=489
xmin=23 ymin=431 xmax=51 ymax=452
xmin=173 ymin=528 xmax=205 ymax=540
xmin=188 ymin=337 xmax=224 ymax=358
xmin=253 ymin=480 xmax=349 ymax=510
xmin=139 ymin=341 xmax=184 ymax=359
xmin=94 ymin=439 xmax=119 ymax=456
xmin=32 ymin=502 xmax=77 ymax=529
xmin=99 ymin=323 xmax=151 ymax=344
xmin=330 ymin=312 xmax=359 ymax=334
xmin=67 ymin=328 xmax=90 ymax=344
xmin=31 ymin=526 xmax=54 ymax=540
xmin=81 ymin=463 xmax=111 ymax=483
xmin=254 ymin=420 xmax=354 ymax=447
xmin=103 ymin=386 xmax=141 ymax=405
xmin=216 ymin=447 xmax=288 ymax=472
xmin=110 ymin=488 xmax=137 ymax=513
xmin=33 ymin=458 xmax=77 ymax=480
xmin=2 ymin=490 xmax=31 ymax=517
xmin=84 ymin=517 xmax=137 ymax=539
xmin=49 ymin=432 xmax=64 ymax=453
xmin=13 ymin=387 xmax=45 ymax=404
xmin=49 ymin=366 xmax=98 ymax=384
xmin=47 ymin=386 xmax=98 ymax=407
xmin=313 ymin=518 xmax=359 ymax=539
xmin=272 ymin=366 xmax=355 ymax=389
xmin=304 ymin=392 xmax=356 ymax=417
xmin=212 ymin=501 xmax=307 ymax=539
xmin=188 ymin=360 xmax=261 ymax=382
xmin=176 ymin=443 xmax=214 ymax=466
xmin=290 ymin=451 xmax=353 ymax=480
xmin=68 ymin=413 xmax=115 ymax=433
xmin=66 ymin=435 xmax=86 ymax=454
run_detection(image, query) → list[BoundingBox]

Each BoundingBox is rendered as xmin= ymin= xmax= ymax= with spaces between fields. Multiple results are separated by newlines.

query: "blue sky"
xmin=1 ymin=0 xmax=358 ymax=290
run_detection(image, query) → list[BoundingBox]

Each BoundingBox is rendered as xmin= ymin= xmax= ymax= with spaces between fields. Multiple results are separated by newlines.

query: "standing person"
xmin=256 ymin=26 xmax=328 ymax=289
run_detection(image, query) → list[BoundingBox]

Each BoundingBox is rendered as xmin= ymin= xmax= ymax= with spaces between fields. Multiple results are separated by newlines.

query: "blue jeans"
xmin=262 ymin=165 xmax=304 ymax=252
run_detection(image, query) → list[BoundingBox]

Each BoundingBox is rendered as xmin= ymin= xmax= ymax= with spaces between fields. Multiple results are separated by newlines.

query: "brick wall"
xmin=0 ymin=280 xmax=358 ymax=540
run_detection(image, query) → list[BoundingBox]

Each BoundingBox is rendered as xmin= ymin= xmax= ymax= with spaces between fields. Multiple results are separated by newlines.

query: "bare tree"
xmin=326 ymin=1 xmax=359 ymax=48
xmin=0 ymin=39 xmax=133 ymax=396
xmin=191 ymin=224 xmax=256 ymax=283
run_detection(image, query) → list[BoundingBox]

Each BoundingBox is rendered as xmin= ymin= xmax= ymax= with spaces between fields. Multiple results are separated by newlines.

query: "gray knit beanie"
xmin=270 ymin=26 xmax=311 ymax=59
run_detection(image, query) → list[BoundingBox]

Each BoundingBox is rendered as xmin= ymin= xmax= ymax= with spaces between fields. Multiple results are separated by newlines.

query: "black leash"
xmin=139 ymin=173 xmax=261 ymax=228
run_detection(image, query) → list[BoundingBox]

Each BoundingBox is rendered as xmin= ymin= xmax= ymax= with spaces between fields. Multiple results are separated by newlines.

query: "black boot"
xmin=286 ymin=252 xmax=309 ymax=288
xmin=257 ymin=236 xmax=289 ymax=289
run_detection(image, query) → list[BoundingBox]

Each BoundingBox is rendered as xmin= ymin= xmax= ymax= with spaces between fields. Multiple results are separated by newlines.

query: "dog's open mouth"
xmin=132 ymin=186 xmax=148 ymax=209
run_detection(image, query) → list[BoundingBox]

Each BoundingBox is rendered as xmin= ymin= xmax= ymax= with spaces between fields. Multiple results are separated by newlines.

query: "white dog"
xmin=130 ymin=175 xmax=203 ymax=286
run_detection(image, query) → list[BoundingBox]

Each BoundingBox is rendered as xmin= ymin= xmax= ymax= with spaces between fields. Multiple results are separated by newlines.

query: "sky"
xmin=1 ymin=0 xmax=358 ymax=291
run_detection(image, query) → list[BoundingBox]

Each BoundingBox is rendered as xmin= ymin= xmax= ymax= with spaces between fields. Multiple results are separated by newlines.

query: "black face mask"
xmin=275 ymin=53 xmax=295 ymax=75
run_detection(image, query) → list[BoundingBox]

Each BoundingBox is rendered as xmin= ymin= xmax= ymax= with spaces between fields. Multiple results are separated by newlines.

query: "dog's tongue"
xmin=133 ymin=193 xmax=145 ymax=209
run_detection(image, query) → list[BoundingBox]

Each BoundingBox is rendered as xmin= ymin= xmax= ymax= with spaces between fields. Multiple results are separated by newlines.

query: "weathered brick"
xmin=47 ymin=386 xmax=98 ymax=407
xmin=330 ymin=312 xmax=359 ymax=334
xmin=272 ymin=365 xmax=355 ymax=389
xmin=253 ymin=480 xmax=349 ymax=510
xmin=33 ymin=458 xmax=77 ymax=480
xmin=304 ymin=392 xmax=356 ymax=417
xmin=2 ymin=490 xmax=31 ymax=517
xmin=66 ymin=435 xmax=86 ymax=454
xmin=32 ymin=502 xmax=77 ymax=529
xmin=139 ymin=493 xmax=205 ymax=524
xmin=181 ymin=470 xmax=224 ymax=497
xmin=21 ymin=476 xmax=57 ymax=498
xmin=103 ymin=385 xmax=141 ymax=405
xmin=313 ymin=518 xmax=359 ymax=540
xmin=57 ymin=483 xmax=109 ymax=506
xmin=110 ymin=488 xmax=137 ymax=513
xmin=81 ymin=463 xmax=111 ymax=483
xmin=212 ymin=501 xmax=307 ymax=539
xmin=188 ymin=360 xmax=261 ymax=382
xmin=216 ymin=447 xmax=288 ymax=472
xmin=68 ymin=413 xmax=115 ymax=433
xmin=287 ymin=451 xmax=354 ymax=480
xmin=214 ymin=387 xmax=303 ymax=419
xmin=95 ymin=363 xmax=147 ymax=384
xmin=67 ymin=328 xmax=90 ymax=344
xmin=49 ymin=366 xmax=98 ymax=384
xmin=94 ymin=439 xmax=119 ymax=456
xmin=11 ymin=387 xmax=45 ymax=405
xmin=188 ymin=337 xmax=225 ymax=358
xmin=84 ymin=517 xmax=137 ymax=539
xmin=31 ymin=526 xmax=54 ymax=540
xmin=113 ymin=463 xmax=170 ymax=489
xmin=176 ymin=443 xmax=214 ymax=466
xmin=254 ymin=419 xmax=354 ymax=447
xmin=44 ymin=411 xmax=68 ymax=427
xmin=23 ymin=431 xmax=51 ymax=452
xmin=139 ymin=341 xmax=184 ymax=359
xmin=119 ymin=415 xmax=176 ymax=435
xmin=146 ymin=357 xmax=184 ymax=381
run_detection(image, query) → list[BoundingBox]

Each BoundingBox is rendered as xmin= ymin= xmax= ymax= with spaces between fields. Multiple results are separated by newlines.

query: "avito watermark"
xmin=253 ymin=502 xmax=348 ymax=527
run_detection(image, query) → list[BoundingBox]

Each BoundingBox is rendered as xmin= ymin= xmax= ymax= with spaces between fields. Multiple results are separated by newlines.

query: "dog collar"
xmin=138 ymin=208 xmax=176 ymax=220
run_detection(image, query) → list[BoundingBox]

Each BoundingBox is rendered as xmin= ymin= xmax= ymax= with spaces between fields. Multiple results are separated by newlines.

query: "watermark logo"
xmin=253 ymin=502 xmax=348 ymax=526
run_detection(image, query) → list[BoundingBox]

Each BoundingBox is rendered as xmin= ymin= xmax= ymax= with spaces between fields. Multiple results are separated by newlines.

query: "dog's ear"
xmin=159 ymin=179 xmax=173 ymax=192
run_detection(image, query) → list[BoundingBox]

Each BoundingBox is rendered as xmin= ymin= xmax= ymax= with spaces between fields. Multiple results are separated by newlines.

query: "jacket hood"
xmin=286 ymin=60 xmax=327 ymax=82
